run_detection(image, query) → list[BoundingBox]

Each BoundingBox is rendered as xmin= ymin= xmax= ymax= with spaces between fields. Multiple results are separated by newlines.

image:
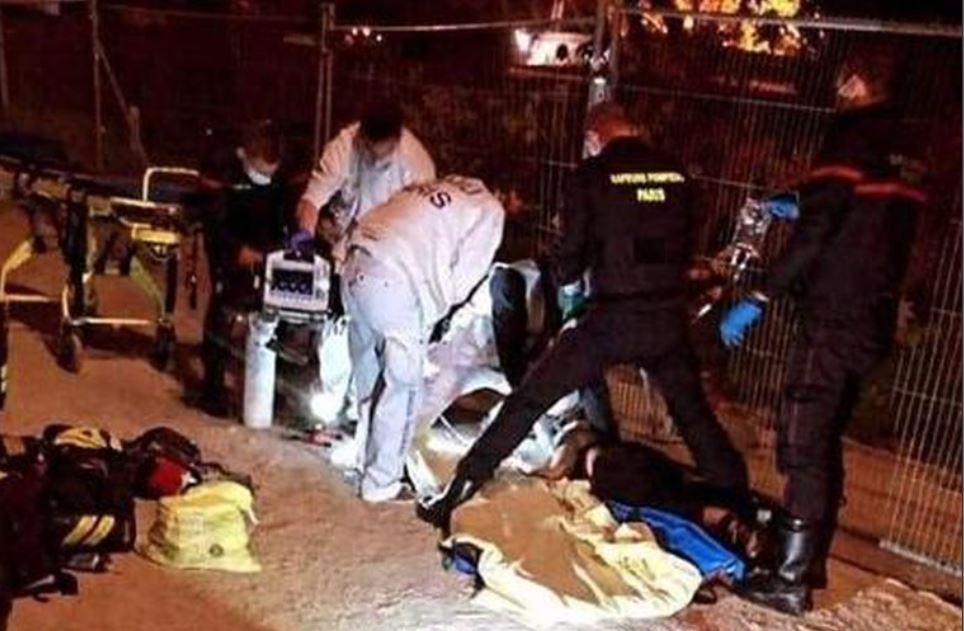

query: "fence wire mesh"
xmin=0 ymin=4 xmax=95 ymax=161
xmin=95 ymin=5 xmax=318 ymax=169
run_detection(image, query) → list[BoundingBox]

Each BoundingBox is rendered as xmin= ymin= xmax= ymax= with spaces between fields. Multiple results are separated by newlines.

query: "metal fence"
xmin=608 ymin=7 xmax=962 ymax=572
xmin=0 ymin=1 xmax=961 ymax=573
xmin=323 ymin=16 xmax=597 ymax=259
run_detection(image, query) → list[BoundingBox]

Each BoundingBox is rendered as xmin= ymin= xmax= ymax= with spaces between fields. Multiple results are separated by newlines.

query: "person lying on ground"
xmin=537 ymin=423 xmax=764 ymax=563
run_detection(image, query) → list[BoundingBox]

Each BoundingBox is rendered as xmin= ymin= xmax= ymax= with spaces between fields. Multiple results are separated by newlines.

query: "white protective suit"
xmin=301 ymin=123 xmax=436 ymax=238
xmin=342 ymin=176 xmax=505 ymax=502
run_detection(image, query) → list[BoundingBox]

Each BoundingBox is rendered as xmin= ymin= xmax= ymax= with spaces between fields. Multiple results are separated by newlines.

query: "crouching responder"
xmin=343 ymin=176 xmax=504 ymax=502
xmin=417 ymin=101 xmax=750 ymax=528
xmin=717 ymin=50 xmax=927 ymax=615
xmin=195 ymin=120 xmax=292 ymax=417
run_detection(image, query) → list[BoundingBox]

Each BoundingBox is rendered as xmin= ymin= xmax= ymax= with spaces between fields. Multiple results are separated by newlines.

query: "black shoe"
xmin=740 ymin=514 xmax=821 ymax=616
xmin=416 ymin=471 xmax=483 ymax=531
xmin=195 ymin=387 xmax=231 ymax=419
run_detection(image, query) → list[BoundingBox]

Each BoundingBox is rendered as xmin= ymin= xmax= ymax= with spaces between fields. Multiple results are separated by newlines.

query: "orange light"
xmin=638 ymin=0 xmax=807 ymax=56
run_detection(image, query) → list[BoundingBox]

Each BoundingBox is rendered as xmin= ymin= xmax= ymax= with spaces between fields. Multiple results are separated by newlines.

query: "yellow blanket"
xmin=445 ymin=476 xmax=701 ymax=626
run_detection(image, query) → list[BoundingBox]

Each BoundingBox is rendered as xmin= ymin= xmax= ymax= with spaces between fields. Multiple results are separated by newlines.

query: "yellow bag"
xmin=136 ymin=480 xmax=261 ymax=573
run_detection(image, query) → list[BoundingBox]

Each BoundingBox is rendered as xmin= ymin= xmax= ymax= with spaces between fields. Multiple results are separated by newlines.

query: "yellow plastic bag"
xmin=137 ymin=480 xmax=261 ymax=573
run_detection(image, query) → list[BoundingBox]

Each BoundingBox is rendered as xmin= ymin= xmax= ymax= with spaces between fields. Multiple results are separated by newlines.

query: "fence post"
xmin=323 ymin=4 xmax=334 ymax=148
xmin=608 ymin=6 xmax=623 ymax=93
xmin=586 ymin=0 xmax=611 ymax=110
xmin=0 ymin=6 xmax=9 ymax=113
xmin=90 ymin=0 xmax=104 ymax=169
xmin=313 ymin=3 xmax=335 ymax=158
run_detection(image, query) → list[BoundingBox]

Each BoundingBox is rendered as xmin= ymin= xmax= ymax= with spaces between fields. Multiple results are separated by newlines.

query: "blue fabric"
xmin=608 ymin=502 xmax=745 ymax=583
xmin=445 ymin=543 xmax=482 ymax=578
xmin=719 ymin=299 xmax=763 ymax=348
xmin=451 ymin=551 xmax=479 ymax=577
xmin=763 ymin=192 xmax=800 ymax=221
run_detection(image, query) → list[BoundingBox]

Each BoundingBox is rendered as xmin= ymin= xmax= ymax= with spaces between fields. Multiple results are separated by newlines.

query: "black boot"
xmin=416 ymin=470 xmax=485 ymax=531
xmin=740 ymin=514 xmax=821 ymax=616
xmin=805 ymin=526 xmax=834 ymax=589
xmin=197 ymin=369 xmax=231 ymax=418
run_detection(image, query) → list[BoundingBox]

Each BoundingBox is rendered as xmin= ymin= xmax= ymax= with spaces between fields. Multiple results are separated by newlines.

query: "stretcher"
xmin=0 ymin=156 xmax=200 ymax=410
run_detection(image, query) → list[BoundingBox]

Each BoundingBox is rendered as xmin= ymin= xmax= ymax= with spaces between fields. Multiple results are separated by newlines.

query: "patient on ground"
xmin=538 ymin=423 xmax=763 ymax=562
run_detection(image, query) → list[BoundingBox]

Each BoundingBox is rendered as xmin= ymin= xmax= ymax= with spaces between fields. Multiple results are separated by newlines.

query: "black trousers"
xmin=489 ymin=267 xmax=617 ymax=437
xmin=201 ymin=269 xmax=258 ymax=395
xmin=590 ymin=441 xmax=750 ymax=523
xmin=460 ymin=301 xmax=749 ymax=494
xmin=778 ymin=320 xmax=885 ymax=523
xmin=201 ymin=283 xmax=234 ymax=395
xmin=489 ymin=266 xmax=529 ymax=389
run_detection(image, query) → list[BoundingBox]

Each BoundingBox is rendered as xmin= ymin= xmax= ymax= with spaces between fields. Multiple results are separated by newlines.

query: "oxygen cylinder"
xmin=243 ymin=313 xmax=278 ymax=429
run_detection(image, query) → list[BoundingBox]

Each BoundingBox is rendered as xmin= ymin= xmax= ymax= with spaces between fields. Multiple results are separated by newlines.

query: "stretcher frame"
xmin=0 ymin=159 xmax=199 ymax=411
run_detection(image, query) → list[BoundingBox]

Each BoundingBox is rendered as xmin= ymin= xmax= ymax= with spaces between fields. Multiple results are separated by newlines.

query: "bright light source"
xmin=513 ymin=29 xmax=533 ymax=53
xmin=362 ymin=27 xmax=372 ymax=37
xmin=375 ymin=34 xmax=383 ymax=43
xmin=309 ymin=391 xmax=343 ymax=424
xmin=351 ymin=27 xmax=359 ymax=36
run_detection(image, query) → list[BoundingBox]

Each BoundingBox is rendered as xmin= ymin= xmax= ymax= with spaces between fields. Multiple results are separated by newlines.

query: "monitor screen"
xmin=272 ymin=269 xmax=313 ymax=294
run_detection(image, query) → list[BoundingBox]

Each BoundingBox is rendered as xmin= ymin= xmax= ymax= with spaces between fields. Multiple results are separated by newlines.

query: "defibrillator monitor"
xmin=262 ymin=250 xmax=331 ymax=320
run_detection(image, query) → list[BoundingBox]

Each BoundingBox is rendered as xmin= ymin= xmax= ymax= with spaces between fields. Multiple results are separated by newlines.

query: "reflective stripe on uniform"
xmin=807 ymin=164 xmax=865 ymax=183
xmin=855 ymin=181 xmax=928 ymax=204
xmin=62 ymin=515 xmax=116 ymax=547
xmin=53 ymin=427 xmax=123 ymax=451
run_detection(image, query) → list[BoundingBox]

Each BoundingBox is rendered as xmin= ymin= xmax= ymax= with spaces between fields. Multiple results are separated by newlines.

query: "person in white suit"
xmin=342 ymin=176 xmax=505 ymax=502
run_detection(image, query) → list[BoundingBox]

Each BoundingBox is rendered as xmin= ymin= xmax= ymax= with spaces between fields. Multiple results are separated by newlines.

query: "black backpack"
xmin=41 ymin=425 xmax=136 ymax=554
xmin=0 ymin=468 xmax=78 ymax=631
xmin=0 ymin=435 xmax=44 ymax=472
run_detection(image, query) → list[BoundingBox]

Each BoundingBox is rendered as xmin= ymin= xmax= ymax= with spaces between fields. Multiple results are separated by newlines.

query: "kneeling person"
xmin=343 ymin=176 xmax=505 ymax=502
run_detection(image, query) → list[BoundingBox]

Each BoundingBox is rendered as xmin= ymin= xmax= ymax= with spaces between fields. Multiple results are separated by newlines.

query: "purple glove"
xmin=287 ymin=229 xmax=314 ymax=252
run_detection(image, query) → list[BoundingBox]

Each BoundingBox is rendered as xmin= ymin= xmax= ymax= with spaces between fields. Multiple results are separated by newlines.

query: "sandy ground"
xmin=1 ymin=205 xmax=961 ymax=630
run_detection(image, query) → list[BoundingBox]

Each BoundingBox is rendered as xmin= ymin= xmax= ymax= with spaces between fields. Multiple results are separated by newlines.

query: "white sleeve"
xmin=451 ymin=197 xmax=505 ymax=303
xmin=300 ymin=126 xmax=356 ymax=212
xmin=400 ymin=130 xmax=436 ymax=186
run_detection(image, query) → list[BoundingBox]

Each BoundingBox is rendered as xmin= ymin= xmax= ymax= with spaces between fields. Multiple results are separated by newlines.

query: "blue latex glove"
xmin=558 ymin=282 xmax=588 ymax=322
xmin=287 ymin=229 xmax=314 ymax=252
xmin=719 ymin=298 xmax=764 ymax=348
xmin=762 ymin=192 xmax=799 ymax=221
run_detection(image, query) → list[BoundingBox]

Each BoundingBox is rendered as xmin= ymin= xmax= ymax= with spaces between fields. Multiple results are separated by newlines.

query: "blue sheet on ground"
xmin=607 ymin=502 xmax=745 ymax=582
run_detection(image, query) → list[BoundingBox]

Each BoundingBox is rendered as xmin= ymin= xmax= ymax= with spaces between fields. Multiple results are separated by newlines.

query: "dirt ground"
xmin=1 ymin=205 xmax=961 ymax=630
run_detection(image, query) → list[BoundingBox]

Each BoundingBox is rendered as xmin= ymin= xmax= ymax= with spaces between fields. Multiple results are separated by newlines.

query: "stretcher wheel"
xmin=151 ymin=325 xmax=176 ymax=371
xmin=56 ymin=325 xmax=83 ymax=374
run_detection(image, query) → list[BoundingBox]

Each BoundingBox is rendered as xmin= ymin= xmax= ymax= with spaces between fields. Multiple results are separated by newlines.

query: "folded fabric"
xmin=608 ymin=503 xmax=745 ymax=583
xmin=444 ymin=476 xmax=701 ymax=626
xmin=137 ymin=481 xmax=260 ymax=573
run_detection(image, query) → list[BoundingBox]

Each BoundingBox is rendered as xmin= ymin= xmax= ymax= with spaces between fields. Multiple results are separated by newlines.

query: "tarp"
xmin=444 ymin=476 xmax=701 ymax=626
